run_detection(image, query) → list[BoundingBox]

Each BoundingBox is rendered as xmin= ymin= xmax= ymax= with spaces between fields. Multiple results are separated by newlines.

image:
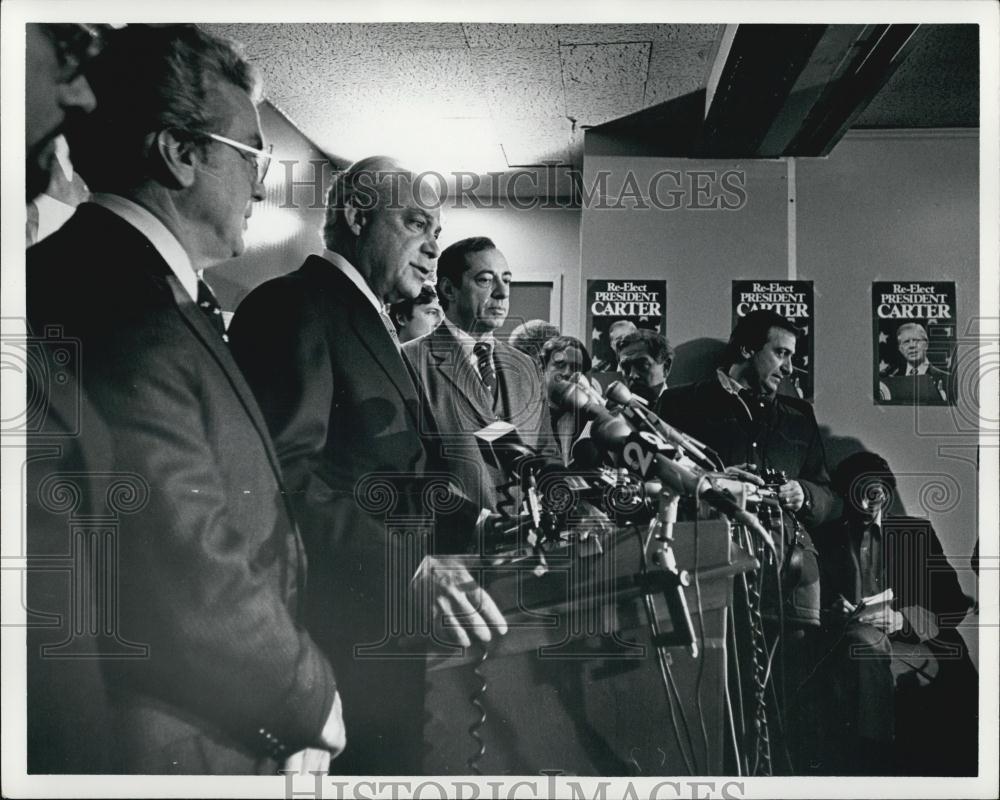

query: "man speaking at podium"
xmin=229 ymin=159 xmax=507 ymax=774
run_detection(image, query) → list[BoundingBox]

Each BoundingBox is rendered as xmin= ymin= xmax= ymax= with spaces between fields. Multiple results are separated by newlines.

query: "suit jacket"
xmin=26 ymin=203 xmax=337 ymax=774
xmin=813 ymin=514 xmax=972 ymax=633
xmin=228 ymin=256 xmax=476 ymax=774
xmin=402 ymin=323 xmax=553 ymax=512
xmin=659 ymin=375 xmax=836 ymax=529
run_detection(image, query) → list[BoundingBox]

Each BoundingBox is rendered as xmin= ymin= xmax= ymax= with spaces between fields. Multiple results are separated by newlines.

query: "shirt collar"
xmin=442 ymin=317 xmax=494 ymax=365
xmin=89 ymin=193 xmax=199 ymax=301
xmin=321 ymin=248 xmax=383 ymax=315
xmin=716 ymin=368 xmax=746 ymax=396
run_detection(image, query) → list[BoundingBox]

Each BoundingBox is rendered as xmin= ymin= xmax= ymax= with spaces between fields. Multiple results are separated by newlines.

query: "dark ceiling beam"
xmin=786 ymin=24 xmax=921 ymax=155
xmin=699 ymin=23 xmax=922 ymax=158
xmin=699 ymin=24 xmax=828 ymax=157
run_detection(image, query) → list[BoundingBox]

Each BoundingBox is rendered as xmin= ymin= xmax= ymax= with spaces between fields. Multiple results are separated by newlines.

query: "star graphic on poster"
xmin=801 ymin=356 xmax=809 ymax=366
xmin=799 ymin=325 xmax=809 ymax=336
xmin=879 ymin=360 xmax=890 ymax=373
xmin=592 ymin=328 xmax=601 ymax=342
xmin=639 ymin=316 xmax=649 ymax=322
xmin=879 ymin=332 xmax=888 ymax=343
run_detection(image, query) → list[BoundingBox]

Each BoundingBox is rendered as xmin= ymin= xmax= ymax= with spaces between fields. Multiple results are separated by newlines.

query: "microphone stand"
xmin=642 ymin=487 xmax=699 ymax=658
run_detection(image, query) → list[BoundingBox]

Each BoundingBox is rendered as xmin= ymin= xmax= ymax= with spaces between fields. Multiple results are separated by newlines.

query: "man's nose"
xmin=493 ymin=279 xmax=510 ymax=298
xmin=60 ymin=74 xmax=97 ymax=114
xmin=422 ymin=236 xmax=440 ymax=258
xmin=780 ymin=358 xmax=793 ymax=375
xmin=251 ymin=177 xmax=266 ymax=202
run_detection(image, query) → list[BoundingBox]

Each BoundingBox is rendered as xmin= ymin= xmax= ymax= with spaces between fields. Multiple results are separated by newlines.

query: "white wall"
xmin=579 ymin=131 xmax=981 ymax=611
xmin=438 ymin=204 xmax=581 ymax=333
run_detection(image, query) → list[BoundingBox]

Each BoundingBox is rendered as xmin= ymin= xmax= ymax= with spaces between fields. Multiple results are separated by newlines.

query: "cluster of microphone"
xmin=553 ymin=375 xmax=777 ymax=552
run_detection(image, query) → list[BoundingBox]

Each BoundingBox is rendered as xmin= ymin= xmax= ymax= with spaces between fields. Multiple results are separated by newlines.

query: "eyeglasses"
xmin=203 ymin=132 xmax=274 ymax=184
xmin=41 ymin=23 xmax=104 ymax=82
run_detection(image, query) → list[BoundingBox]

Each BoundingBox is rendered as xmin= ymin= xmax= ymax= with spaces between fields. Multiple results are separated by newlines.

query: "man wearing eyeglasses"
xmin=27 ymin=24 xmax=343 ymax=775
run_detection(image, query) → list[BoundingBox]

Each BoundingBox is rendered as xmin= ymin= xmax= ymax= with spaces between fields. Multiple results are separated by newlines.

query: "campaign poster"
xmin=873 ymin=281 xmax=957 ymax=406
xmin=586 ymin=279 xmax=667 ymax=381
xmin=731 ymin=280 xmax=814 ymax=401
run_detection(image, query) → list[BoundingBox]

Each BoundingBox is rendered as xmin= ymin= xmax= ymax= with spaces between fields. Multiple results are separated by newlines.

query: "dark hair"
xmin=721 ymin=310 xmax=800 ymax=368
xmin=390 ymin=284 xmax=438 ymax=330
xmin=508 ymin=319 xmax=560 ymax=364
xmin=539 ymin=336 xmax=592 ymax=373
xmin=436 ymin=237 xmax=496 ymax=310
xmin=69 ymin=24 xmax=260 ymax=191
xmin=831 ymin=451 xmax=897 ymax=500
xmin=617 ymin=328 xmax=674 ymax=365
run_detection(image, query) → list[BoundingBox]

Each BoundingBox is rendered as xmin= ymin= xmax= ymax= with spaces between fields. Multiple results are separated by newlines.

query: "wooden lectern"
xmin=422 ymin=520 xmax=756 ymax=775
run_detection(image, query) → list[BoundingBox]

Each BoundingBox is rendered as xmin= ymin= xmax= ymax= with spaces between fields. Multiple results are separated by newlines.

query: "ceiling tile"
xmin=469 ymin=48 xmax=566 ymax=118
xmin=643 ymin=41 xmax=714 ymax=106
xmin=462 ymin=23 xmax=560 ymax=48
xmin=560 ymin=42 xmax=651 ymax=88
xmin=565 ymin=85 xmax=647 ymax=127
xmin=495 ymin=117 xmax=573 ymax=165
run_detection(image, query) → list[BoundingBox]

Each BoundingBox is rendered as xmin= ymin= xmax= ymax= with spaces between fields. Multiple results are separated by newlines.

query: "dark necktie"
xmin=379 ymin=308 xmax=401 ymax=351
xmin=473 ymin=341 xmax=497 ymax=399
xmin=197 ymin=279 xmax=228 ymax=343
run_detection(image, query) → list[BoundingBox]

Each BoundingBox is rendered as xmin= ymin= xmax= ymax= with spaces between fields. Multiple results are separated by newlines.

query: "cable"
xmin=723 ymin=609 xmax=744 ymax=777
xmin=466 ymin=643 xmax=489 ymax=775
xmin=692 ymin=513 xmax=711 ymax=772
xmin=633 ymin=525 xmax=698 ymax=775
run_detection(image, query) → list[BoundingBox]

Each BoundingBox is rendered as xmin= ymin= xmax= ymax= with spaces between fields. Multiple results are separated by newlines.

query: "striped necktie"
xmin=473 ymin=341 xmax=497 ymax=399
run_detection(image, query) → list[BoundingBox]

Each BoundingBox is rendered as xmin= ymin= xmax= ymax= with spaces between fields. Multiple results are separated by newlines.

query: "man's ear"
xmin=342 ymin=200 xmax=369 ymax=237
xmin=153 ymin=129 xmax=199 ymax=189
xmin=437 ymin=275 xmax=456 ymax=306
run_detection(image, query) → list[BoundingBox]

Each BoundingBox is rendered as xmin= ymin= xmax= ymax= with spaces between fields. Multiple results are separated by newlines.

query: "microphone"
xmin=605 ymin=381 xmax=718 ymax=470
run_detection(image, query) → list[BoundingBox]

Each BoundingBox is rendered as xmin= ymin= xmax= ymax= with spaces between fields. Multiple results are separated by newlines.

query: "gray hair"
xmin=70 ymin=24 xmax=261 ymax=191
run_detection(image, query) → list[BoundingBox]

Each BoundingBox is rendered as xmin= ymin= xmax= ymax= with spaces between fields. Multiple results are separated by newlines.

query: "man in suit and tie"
xmin=402 ymin=237 xmax=553 ymax=513
xmin=27 ymin=24 xmax=344 ymax=774
xmin=228 ymin=158 xmax=507 ymax=775
xmin=880 ymin=321 xmax=953 ymax=403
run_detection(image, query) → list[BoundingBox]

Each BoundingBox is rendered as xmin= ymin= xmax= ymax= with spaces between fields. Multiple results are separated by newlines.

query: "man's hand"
xmin=858 ymin=606 xmax=905 ymax=634
xmin=778 ymin=479 xmax=805 ymax=512
xmin=829 ymin=595 xmax=856 ymax=622
xmin=283 ymin=747 xmax=331 ymax=775
xmin=724 ymin=464 xmax=765 ymax=486
xmin=412 ymin=556 xmax=508 ymax=648
xmin=317 ymin=691 xmax=346 ymax=756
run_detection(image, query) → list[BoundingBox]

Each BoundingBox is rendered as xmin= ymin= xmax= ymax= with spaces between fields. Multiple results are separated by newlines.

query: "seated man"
xmin=390 ymin=283 xmax=443 ymax=344
xmin=808 ymin=451 xmax=976 ymax=775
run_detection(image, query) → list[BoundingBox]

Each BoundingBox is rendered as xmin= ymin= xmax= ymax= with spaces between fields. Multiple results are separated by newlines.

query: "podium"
xmin=422 ymin=521 xmax=756 ymax=775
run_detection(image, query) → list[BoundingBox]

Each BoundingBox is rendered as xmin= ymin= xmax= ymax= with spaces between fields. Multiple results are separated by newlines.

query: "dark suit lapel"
xmin=311 ymin=259 xmax=424 ymax=431
xmin=428 ymin=325 xmax=494 ymax=427
xmin=163 ymin=274 xmax=289 ymax=483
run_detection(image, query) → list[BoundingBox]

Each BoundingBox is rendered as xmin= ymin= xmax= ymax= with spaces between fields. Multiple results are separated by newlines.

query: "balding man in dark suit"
xmin=229 ymin=158 xmax=507 ymax=775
